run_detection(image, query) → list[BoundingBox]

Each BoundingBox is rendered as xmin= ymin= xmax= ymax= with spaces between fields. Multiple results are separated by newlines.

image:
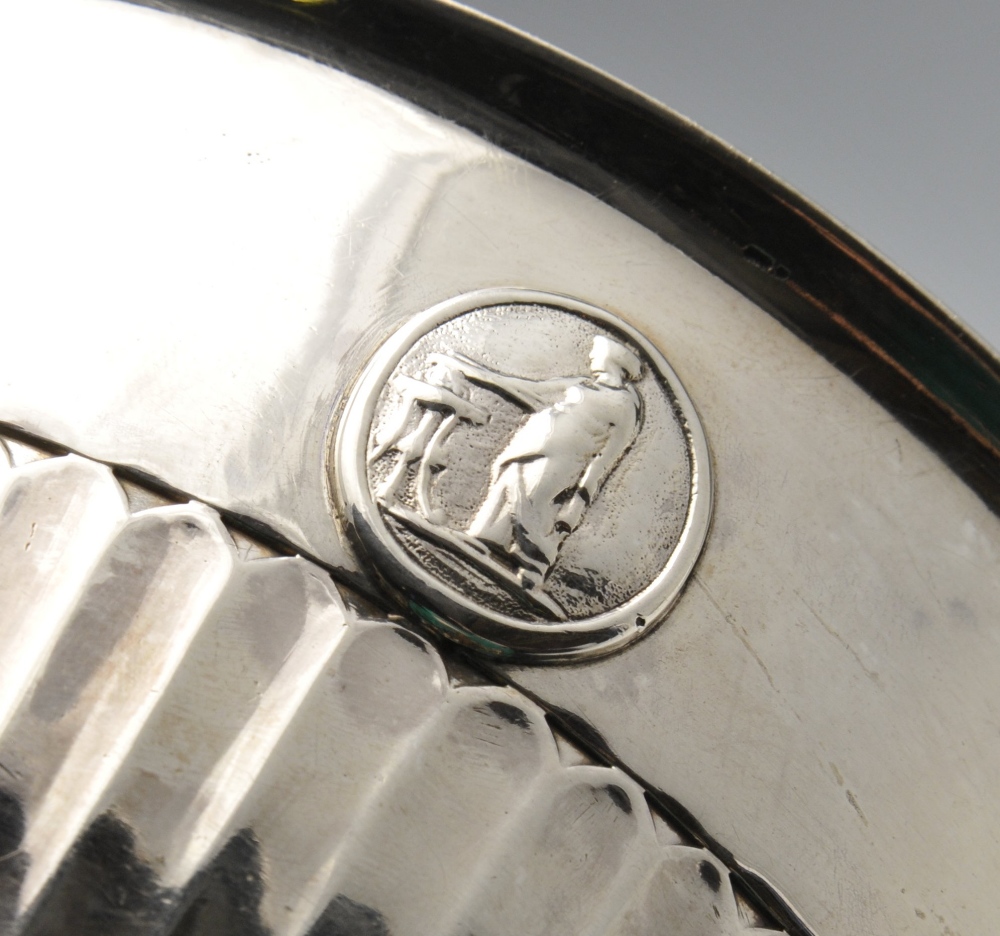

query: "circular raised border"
xmin=333 ymin=288 xmax=712 ymax=662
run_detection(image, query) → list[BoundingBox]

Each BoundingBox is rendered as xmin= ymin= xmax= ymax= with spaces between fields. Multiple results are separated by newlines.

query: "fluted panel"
xmin=1 ymin=501 xmax=235 ymax=915
xmin=0 ymin=457 xmax=128 ymax=740
xmin=107 ymin=557 xmax=349 ymax=893
xmin=236 ymin=622 xmax=449 ymax=936
xmin=445 ymin=767 xmax=654 ymax=936
xmin=606 ymin=849 xmax=765 ymax=936
xmin=302 ymin=687 xmax=559 ymax=936
xmin=0 ymin=448 xmax=785 ymax=936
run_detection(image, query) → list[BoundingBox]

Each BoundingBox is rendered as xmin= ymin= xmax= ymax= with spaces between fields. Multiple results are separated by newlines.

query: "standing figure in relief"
xmin=445 ymin=335 xmax=643 ymax=590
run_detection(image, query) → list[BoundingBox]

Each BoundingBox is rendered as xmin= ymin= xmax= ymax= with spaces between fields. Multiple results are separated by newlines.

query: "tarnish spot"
xmin=486 ymin=700 xmax=531 ymax=730
xmin=391 ymin=627 xmax=429 ymax=654
xmin=698 ymin=859 xmax=722 ymax=893
xmin=605 ymin=784 xmax=633 ymax=815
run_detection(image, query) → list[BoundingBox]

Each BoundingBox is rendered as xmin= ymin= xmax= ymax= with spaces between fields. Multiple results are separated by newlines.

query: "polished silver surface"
xmin=0 ymin=457 xmax=129 ymax=745
xmin=2 ymin=2 xmax=1000 ymax=935
xmin=335 ymin=289 xmax=710 ymax=660
xmin=0 ymin=445 xmax=775 ymax=936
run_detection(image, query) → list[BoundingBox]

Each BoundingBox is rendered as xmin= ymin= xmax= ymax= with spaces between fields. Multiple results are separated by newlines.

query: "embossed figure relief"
xmin=335 ymin=290 xmax=711 ymax=660
xmin=371 ymin=336 xmax=643 ymax=617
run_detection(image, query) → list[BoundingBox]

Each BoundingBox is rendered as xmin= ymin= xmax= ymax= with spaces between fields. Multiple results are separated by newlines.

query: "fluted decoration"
xmin=0 ymin=448 xmax=784 ymax=936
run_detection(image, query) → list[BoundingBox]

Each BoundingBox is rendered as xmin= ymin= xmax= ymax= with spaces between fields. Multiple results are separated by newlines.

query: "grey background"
xmin=462 ymin=1 xmax=1000 ymax=353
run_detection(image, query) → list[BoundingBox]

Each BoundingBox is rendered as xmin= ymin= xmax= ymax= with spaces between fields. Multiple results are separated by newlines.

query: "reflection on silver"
xmin=0 ymin=457 xmax=129 ymax=745
xmin=0 ymin=446 xmax=778 ymax=936
xmin=4 ymin=496 xmax=237 ymax=915
xmin=4 ymin=2 xmax=1000 ymax=934
xmin=337 ymin=291 xmax=711 ymax=660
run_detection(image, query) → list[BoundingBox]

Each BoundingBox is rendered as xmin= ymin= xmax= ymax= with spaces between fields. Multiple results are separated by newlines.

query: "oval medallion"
xmin=334 ymin=289 xmax=711 ymax=661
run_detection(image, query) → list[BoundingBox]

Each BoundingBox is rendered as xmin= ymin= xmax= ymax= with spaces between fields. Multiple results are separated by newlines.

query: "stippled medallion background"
xmin=334 ymin=289 xmax=711 ymax=661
